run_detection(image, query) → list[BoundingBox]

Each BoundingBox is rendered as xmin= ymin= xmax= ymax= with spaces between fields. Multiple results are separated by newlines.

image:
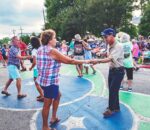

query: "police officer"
xmin=94 ymin=28 xmax=125 ymax=117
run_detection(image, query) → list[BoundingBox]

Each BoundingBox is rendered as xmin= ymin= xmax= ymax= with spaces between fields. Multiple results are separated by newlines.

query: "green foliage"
xmin=139 ymin=2 xmax=150 ymax=37
xmin=20 ymin=35 xmax=30 ymax=44
xmin=119 ymin=24 xmax=138 ymax=38
xmin=0 ymin=37 xmax=11 ymax=45
xmin=45 ymin=0 xmax=139 ymax=40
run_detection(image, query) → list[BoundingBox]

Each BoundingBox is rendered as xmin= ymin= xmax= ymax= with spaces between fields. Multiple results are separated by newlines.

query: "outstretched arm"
xmin=49 ymin=48 xmax=89 ymax=65
xmin=90 ymin=57 xmax=112 ymax=64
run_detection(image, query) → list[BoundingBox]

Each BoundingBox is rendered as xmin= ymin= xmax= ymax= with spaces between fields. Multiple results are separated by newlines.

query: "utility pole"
xmin=19 ymin=26 xmax=24 ymax=37
xmin=43 ymin=8 xmax=46 ymax=29
xmin=12 ymin=29 xmax=16 ymax=36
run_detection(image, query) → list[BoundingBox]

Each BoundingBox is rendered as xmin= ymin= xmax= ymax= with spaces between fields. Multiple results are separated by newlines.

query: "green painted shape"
xmin=84 ymin=72 xmax=104 ymax=96
xmin=138 ymin=122 xmax=150 ymax=130
xmin=120 ymin=92 xmax=150 ymax=118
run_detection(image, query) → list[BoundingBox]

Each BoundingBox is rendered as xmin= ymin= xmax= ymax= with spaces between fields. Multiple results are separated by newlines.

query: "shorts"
xmin=84 ymin=64 xmax=90 ymax=67
xmin=7 ymin=65 xmax=21 ymax=79
xmin=133 ymin=57 xmax=138 ymax=61
xmin=2 ymin=54 xmax=7 ymax=60
xmin=33 ymin=69 xmax=38 ymax=78
xmin=125 ymin=68 xmax=133 ymax=80
xmin=74 ymin=55 xmax=84 ymax=60
xmin=41 ymin=84 xmax=59 ymax=99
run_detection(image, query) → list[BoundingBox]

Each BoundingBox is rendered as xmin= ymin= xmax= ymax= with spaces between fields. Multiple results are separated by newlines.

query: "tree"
xmin=119 ymin=23 xmax=138 ymax=38
xmin=0 ymin=37 xmax=11 ymax=45
xmin=139 ymin=0 xmax=150 ymax=13
xmin=20 ymin=35 xmax=30 ymax=44
xmin=139 ymin=2 xmax=150 ymax=37
xmin=44 ymin=0 xmax=137 ymax=39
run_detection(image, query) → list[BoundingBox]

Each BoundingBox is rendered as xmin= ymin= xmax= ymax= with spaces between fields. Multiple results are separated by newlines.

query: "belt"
xmin=110 ymin=67 xmax=124 ymax=71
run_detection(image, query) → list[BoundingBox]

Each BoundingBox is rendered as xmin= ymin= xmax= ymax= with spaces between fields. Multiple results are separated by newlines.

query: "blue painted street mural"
xmin=0 ymin=75 xmax=92 ymax=109
xmin=36 ymin=97 xmax=133 ymax=130
xmin=0 ymin=74 xmax=133 ymax=130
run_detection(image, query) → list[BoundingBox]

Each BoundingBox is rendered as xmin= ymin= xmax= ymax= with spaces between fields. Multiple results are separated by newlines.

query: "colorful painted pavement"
xmin=0 ymin=64 xmax=150 ymax=130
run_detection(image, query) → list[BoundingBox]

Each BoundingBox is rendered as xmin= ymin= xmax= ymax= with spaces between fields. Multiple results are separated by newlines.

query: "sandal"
xmin=78 ymin=75 xmax=83 ymax=78
xmin=36 ymin=95 xmax=42 ymax=98
xmin=17 ymin=94 xmax=27 ymax=99
xmin=20 ymin=68 xmax=27 ymax=72
xmin=50 ymin=118 xmax=60 ymax=126
xmin=1 ymin=91 xmax=11 ymax=96
xmin=37 ymin=97 xmax=44 ymax=102
xmin=93 ymin=70 xmax=96 ymax=75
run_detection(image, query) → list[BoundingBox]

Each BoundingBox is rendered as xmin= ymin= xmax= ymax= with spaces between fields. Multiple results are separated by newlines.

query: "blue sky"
xmin=0 ymin=0 xmax=44 ymax=38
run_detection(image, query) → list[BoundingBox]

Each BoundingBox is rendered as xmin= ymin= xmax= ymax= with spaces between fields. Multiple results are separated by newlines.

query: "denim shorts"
xmin=41 ymin=84 xmax=59 ymax=99
xmin=7 ymin=65 xmax=21 ymax=79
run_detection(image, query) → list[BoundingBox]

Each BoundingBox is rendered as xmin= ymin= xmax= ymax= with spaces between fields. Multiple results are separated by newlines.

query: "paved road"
xmin=1 ymin=62 xmax=150 ymax=95
xmin=95 ymin=63 xmax=150 ymax=95
xmin=0 ymin=61 xmax=149 ymax=130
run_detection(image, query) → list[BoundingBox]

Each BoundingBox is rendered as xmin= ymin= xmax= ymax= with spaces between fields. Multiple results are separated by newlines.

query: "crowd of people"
xmin=0 ymin=28 xmax=150 ymax=130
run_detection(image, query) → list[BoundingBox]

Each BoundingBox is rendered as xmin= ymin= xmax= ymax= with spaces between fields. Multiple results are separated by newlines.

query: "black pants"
xmin=108 ymin=67 xmax=125 ymax=111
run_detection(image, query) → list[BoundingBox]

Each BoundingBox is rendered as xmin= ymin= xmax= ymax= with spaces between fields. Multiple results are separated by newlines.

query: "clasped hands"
xmin=85 ymin=59 xmax=101 ymax=65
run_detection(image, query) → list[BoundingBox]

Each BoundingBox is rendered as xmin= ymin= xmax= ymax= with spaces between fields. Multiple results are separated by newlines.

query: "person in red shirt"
xmin=19 ymin=39 xmax=27 ymax=71
xmin=0 ymin=51 xmax=5 ymax=66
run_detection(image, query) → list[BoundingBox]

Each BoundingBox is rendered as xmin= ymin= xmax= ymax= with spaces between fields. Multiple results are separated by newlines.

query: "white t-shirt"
xmin=31 ymin=49 xmax=37 ymax=69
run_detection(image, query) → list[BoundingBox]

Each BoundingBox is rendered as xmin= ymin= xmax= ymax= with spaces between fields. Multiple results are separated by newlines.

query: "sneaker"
xmin=135 ymin=67 xmax=139 ymax=71
xmin=17 ymin=94 xmax=27 ymax=99
xmin=93 ymin=70 xmax=96 ymax=75
xmin=128 ymin=88 xmax=132 ymax=92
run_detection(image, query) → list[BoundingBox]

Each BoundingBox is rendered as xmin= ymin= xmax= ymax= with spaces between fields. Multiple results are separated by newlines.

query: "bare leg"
xmin=15 ymin=78 xmax=27 ymax=98
xmin=127 ymin=80 xmax=132 ymax=88
xmin=76 ymin=65 xmax=82 ymax=76
xmin=20 ymin=60 xmax=26 ymax=70
xmin=3 ymin=79 xmax=13 ymax=92
xmin=141 ymin=56 xmax=144 ymax=64
xmin=133 ymin=59 xmax=138 ymax=68
xmin=34 ymin=78 xmax=43 ymax=97
xmin=90 ymin=65 xmax=96 ymax=74
xmin=2 ymin=59 xmax=6 ymax=66
xmin=16 ymin=78 xmax=22 ymax=95
xmin=85 ymin=66 xmax=89 ymax=74
xmin=51 ymin=92 xmax=61 ymax=122
xmin=42 ymin=98 xmax=52 ymax=130
xmin=79 ymin=64 xmax=83 ymax=75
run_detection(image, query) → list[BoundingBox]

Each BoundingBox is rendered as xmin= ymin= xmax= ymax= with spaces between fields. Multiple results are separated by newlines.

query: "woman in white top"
xmin=29 ymin=36 xmax=44 ymax=102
